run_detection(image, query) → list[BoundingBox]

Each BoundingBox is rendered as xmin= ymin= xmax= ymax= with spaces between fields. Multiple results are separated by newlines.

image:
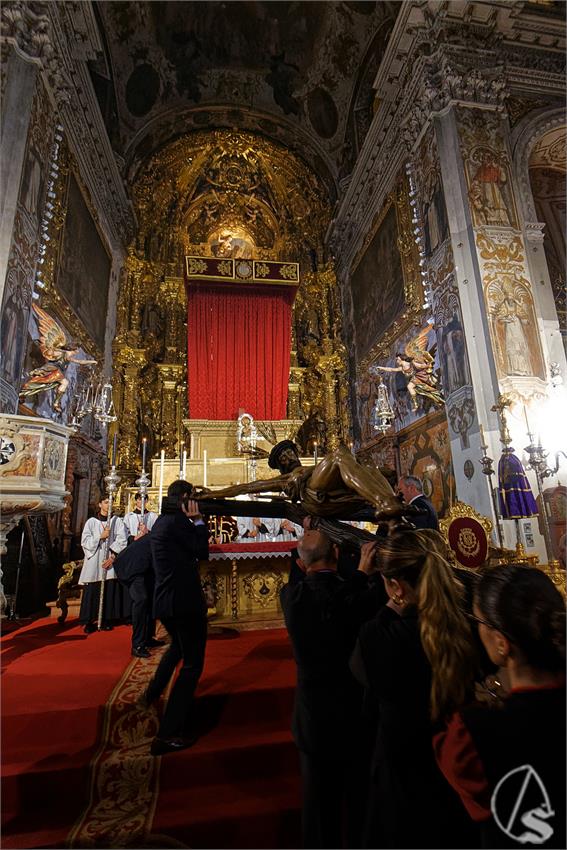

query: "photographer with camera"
xmin=140 ymin=480 xmax=209 ymax=756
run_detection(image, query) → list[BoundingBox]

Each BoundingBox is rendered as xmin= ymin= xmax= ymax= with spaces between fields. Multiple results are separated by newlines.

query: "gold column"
xmin=162 ymin=277 xmax=185 ymax=362
xmin=113 ymin=347 xmax=147 ymax=468
xmin=158 ymin=364 xmax=184 ymax=456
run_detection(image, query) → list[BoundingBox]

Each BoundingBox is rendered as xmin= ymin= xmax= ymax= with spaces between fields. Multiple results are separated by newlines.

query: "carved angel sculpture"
xmin=19 ymin=304 xmax=97 ymax=412
xmin=371 ymin=325 xmax=444 ymax=411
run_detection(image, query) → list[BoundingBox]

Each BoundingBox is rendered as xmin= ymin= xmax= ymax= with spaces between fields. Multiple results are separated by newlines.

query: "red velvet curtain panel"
xmin=187 ymin=282 xmax=296 ymax=420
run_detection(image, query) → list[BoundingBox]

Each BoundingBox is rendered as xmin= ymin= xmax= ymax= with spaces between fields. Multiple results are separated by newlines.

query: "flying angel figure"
xmin=371 ymin=324 xmax=444 ymax=411
xmin=19 ymin=304 xmax=97 ymax=412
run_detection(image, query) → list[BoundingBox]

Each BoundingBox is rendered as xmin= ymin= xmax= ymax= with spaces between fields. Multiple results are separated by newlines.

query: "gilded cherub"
xmin=19 ymin=304 xmax=97 ymax=412
xmin=371 ymin=325 xmax=444 ymax=411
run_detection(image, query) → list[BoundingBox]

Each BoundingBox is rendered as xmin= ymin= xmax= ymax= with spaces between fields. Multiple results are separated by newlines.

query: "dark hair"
xmin=379 ymin=466 xmax=398 ymax=490
xmin=378 ymin=529 xmax=477 ymax=720
xmin=161 ymin=479 xmax=193 ymax=514
xmin=135 ymin=492 xmax=149 ymax=501
xmin=268 ymin=440 xmax=299 ymax=471
xmin=476 ymin=565 xmax=566 ymax=672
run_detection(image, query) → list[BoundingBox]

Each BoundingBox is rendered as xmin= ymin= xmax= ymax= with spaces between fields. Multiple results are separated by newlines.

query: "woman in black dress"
xmin=350 ymin=529 xmax=479 ymax=849
xmin=435 ymin=565 xmax=565 ymax=849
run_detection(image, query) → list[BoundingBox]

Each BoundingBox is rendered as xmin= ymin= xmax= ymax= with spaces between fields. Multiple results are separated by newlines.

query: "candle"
xmin=479 ymin=423 xmax=487 ymax=449
xmin=523 ymin=405 xmax=531 ymax=436
xmin=349 ymin=441 xmax=355 ymax=456
xmin=179 ymin=444 xmax=183 ymax=474
xmin=182 ymin=449 xmax=187 ymax=481
xmin=111 ymin=432 xmax=117 ymax=467
xmin=158 ymin=449 xmax=165 ymax=513
xmin=189 ymin=433 xmax=195 ymax=460
xmin=314 ymin=441 xmax=318 ymax=464
xmin=203 ymin=449 xmax=208 ymax=487
xmin=142 ymin=437 xmax=147 ymax=470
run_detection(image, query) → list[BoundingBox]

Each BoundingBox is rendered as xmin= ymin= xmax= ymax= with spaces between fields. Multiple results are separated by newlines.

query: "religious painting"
xmin=19 ymin=143 xmax=45 ymax=228
xmin=464 ymin=146 xmax=518 ymax=229
xmin=56 ymin=174 xmax=111 ymax=351
xmin=0 ymin=269 xmax=28 ymax=391
xmin=485 ymin=272 xmax=545 ymax=379
xmin=397 ymin=410 xmax=455 ymax=518
xmin=422 ymin=168 xmax=449 ymax=256
xmin=350 ymin=200 xmax=406 ymax=362
xmin=435 ymin=287 xmax=472 ymax=398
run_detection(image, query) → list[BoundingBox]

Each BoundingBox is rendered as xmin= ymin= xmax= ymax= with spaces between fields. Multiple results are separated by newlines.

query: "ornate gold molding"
xmin=358 ymin=176 xmax=424 ymax=371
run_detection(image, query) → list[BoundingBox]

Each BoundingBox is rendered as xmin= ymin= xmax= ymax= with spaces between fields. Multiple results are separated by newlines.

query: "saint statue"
xmin=371 ymin=326 xmax=444 ymax=411
xmin=19 ymin=304 xmax=97 ymax=412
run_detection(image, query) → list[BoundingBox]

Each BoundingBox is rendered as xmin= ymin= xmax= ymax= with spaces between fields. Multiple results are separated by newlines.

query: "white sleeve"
xmin=237 ymin=516 xmax=252 ymax=537
xmin=81 ymin=518 xmax=102 ymax=558
xmin=110 ymin=517 xmax=128 ymax=554
xmin=261 ymin=517 xmax=278 ymax=536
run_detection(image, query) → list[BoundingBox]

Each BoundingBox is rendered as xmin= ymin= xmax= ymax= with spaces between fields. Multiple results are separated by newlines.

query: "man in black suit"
xmin=142 ymin=480 xmax=209 ymax=756
xmin=397 ymin=474 xmax=439 ymax=530
xmin=114 ymin=535 xmax=165 ymax=658
xmin=280 ymin=529 xmax=384 ymax=849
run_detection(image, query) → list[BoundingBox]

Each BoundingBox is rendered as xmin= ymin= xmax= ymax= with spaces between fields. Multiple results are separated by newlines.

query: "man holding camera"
xmin=141 ymin=480 xmax=209 ymax=756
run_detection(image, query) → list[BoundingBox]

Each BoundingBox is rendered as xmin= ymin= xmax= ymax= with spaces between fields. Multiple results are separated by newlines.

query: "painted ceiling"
xmin=91 ymin=1 xmax=399 ymax=191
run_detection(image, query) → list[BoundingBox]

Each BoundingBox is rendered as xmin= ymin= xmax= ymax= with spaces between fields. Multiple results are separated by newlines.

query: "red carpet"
xmin=1 ymin=616 xmax=301 ymax=849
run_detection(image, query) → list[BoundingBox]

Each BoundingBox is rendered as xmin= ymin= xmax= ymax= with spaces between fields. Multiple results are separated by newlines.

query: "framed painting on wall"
xmin=350 ymin=199 xmax=406 ymax=363
xmin=55 ymin=173 xmax=111 ymax=352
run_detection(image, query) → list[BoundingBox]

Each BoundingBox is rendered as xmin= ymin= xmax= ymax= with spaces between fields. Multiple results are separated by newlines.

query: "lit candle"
xmin=479 ymin=423 xmax=487 ymax=449
xmin=203 ymin=449 xmax=208 ymax=487
xmin=182 ymin=449 xmax=187 ymax=480
xmin=142 ymin=437 xmax=147 ymax=470
xmin=111 ymin=432 xmax=117 ymax=467
xmin=189 ymin=433 xmax=194 ymax=459
xmin=314 ymin=441 xmax=318 ymax=464
xmin=349 ymin=441 xmax=355 ymax=456
xmin=158 ymin=449 xmax=165 ymax=513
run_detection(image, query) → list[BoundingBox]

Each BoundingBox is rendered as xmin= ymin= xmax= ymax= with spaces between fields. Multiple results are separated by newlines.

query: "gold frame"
xmin=439 ymin=500 xmax=493 ymax=567
xmin=39 ymin=152 xmax=107 ymax=360
xmin=352 ymin=174 xmax=424 ymax=372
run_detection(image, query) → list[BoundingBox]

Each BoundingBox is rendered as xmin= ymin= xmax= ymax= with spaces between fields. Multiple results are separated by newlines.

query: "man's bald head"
xmin=297 ymin=529 xmax=337 ymax=571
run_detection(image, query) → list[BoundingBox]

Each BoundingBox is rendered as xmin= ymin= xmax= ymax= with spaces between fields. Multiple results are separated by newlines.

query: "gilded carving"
xmin=242 ymin=571 xmax=285 ymax=608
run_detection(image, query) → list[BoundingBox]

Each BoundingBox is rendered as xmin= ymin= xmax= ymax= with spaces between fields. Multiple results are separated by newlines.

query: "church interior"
xmin=1 ymin=1 xmax=566 ymax=848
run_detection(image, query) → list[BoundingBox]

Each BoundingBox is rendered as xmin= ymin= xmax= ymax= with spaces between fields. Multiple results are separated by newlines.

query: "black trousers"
xmin=128 ymin=575 xmax=155 ymax=649
xmin=147 ymin=612 xmax=207 ymax=740
xmin=299 ymin=749 xmax=369 ymax=849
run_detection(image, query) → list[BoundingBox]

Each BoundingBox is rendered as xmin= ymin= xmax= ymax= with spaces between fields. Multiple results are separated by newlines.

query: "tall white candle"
xmin=189 ymin=433 xmax=195 ymax=459
xmin=142 ymin=437 xmax=147 ymax=470
xmin=182 ymin=449 xmax=187 ymax=480
xmin=203 ymin=449 xmax=208 ymax=487
xmin=313 ymin=441 xmax=318 ymax=464
xmin=158 ymin=449 xmax=165 ymax=513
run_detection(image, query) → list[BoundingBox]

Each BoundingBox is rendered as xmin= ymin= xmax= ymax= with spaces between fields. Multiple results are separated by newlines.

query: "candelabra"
xmin=370 ymin=377 xmax=394 ymax=434
xmin=478 ymin=426 xmax=504 ymax=549
xmin=135 ymin=438 xmax=151 ymax=524
xmin=524 ymin=432 xmax=565 ymax=567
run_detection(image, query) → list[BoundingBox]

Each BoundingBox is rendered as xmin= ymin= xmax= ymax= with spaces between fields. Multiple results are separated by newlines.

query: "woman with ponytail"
xmin=435 ymin=565 xmax=565 ymax=849
xmin=350 ymin=529 xmax=479 ymax=848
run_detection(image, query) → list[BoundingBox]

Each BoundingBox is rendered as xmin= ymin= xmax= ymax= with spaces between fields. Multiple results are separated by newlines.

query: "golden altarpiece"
xmin=110 ymin=130 xmax=350 ymax=624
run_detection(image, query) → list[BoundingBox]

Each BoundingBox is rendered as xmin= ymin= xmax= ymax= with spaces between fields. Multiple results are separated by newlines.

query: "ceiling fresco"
xmin=91 ymin=0 xmax=398 ymax=186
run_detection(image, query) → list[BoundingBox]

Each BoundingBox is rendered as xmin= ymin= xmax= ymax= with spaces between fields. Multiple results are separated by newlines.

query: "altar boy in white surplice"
xmin=79 ymin=496 xmax=129 ymax=634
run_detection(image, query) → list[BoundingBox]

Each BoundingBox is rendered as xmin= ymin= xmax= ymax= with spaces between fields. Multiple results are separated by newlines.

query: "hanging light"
xmin=370 ymin=377 xmax=394 ymax=434
xmin=94 ymin=381 xmax=117 ymax=425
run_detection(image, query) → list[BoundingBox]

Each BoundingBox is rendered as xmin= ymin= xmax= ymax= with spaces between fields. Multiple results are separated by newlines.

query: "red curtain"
xmin=187 ymin=282 xmax=296 ymax=420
